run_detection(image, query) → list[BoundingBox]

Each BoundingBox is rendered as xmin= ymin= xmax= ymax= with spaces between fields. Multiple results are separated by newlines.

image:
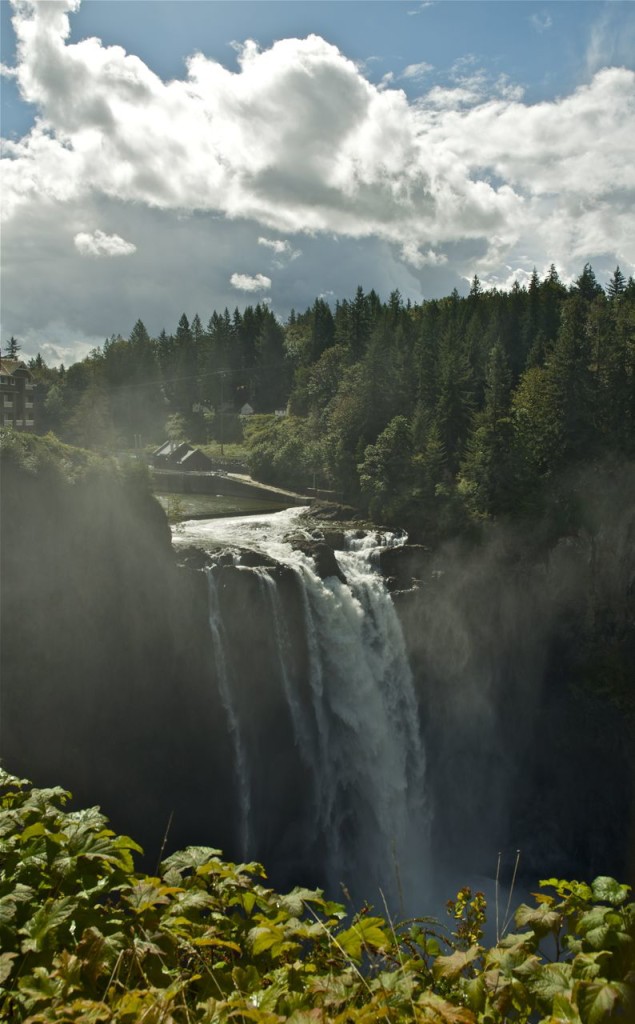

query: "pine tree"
xmin=574 ymin=263 xmax=604 ymax=302
xmin=4 ymin=336 xmax=20 ymax=358
xmin=607 ymin=266 xmax=626 ymax=300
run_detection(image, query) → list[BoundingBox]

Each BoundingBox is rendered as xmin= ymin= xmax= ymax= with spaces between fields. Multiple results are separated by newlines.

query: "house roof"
xmin=0 ymin=359 xmax=31 ymax=377
xmin=177 ymin=448 xmax=213 ymax=468
xmin=153 ymin=440 xmax=194 ymax=458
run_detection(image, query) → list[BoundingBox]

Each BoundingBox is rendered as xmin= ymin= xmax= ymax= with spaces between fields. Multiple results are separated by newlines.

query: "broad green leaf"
xmin=0 ymin=952 xmax=17 ymax=984
xmin=20 ymin=896 xmax=76 ymax=952
xmin=541 ymin=879 xmax=593 ymax=902
xmin=577 ymin=980 xmax=632 ymax=1024
xmin=122 ymin=878 xmax=180 ymax=913
xmin=18 ymin=965 xmax=64 ymax=1003
xmin=248 ymin=922 xmax=287 ymax=955
xmin=19 ymin=821 xmax=48 ymax=842
xmin=0 ymin=896 xmax=17 ymax=926
xmin=231 ymin=964 xmax=261 ymax=993
xmin=416 ymin=990 xmax=477 ymax=1023
xmin=161 ymin=845 xmax=223 ymax=877
xmin=462 ymin=974 xmax=485 ymax=1012
xmin=432 ymin=945 xmax=480 ymax=982
xmin=240 ymin=890 xmax=257 ymax=916
xmin=543 ymin=993 xmax=583 ymax=1023
xmin=279 ymin=887 xmax=325 ymax=917
xmin=515 ymin=902 xmax=562 ymax=935
xmin=529 ymin=962 xmax=574 ymax=1003
xmin=76 ymin=926 xmax=126 ymax=983
xmin=66 ymin=996 xmax=123 ymax=1021
xmin=571 ymin=951 xmax=610 ymax=981
xmin=337 ymin=916 xmax=390 ymax=962
xmin=591 ymin=877 xmax=631 ymax=906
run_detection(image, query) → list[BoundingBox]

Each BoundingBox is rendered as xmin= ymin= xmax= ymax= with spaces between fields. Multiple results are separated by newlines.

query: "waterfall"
xmin=206 ymin=571 xmax=252 ymax=860
xmin=176 ymin=508 xmax=430 ymax=911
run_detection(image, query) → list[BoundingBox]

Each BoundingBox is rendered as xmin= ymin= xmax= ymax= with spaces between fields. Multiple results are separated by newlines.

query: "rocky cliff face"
xmin=386 ymin=524 xmax=635 ymax=885
xmin=0 ymin=457 xmax=234 ymax=862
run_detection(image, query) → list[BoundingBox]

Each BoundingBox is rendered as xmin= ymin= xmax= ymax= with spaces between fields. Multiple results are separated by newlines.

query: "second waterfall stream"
xmin=174 ymin=506 xmax=430 ymax=913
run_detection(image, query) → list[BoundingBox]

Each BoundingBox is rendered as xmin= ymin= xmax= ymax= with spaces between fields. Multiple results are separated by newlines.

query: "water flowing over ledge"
xmin=174 ymin=508 xmax=431 ymax=911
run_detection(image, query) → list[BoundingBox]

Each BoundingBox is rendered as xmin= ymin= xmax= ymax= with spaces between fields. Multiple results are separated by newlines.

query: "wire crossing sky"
xmin=1 ymin=0 xmax=634 ymax=364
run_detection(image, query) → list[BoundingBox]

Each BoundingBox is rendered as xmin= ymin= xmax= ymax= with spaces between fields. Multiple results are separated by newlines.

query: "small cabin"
xmin=177 ymin=448 xmax=213 ymax=472
xmin=152 ymin=440 xmax=213 ymax=472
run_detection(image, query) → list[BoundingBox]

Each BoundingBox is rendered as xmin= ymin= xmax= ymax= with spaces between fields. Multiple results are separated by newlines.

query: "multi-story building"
xmin=0 ymin=359 xmax=36 ymax=432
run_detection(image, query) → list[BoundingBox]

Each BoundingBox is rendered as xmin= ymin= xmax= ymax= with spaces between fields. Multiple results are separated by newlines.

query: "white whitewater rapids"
xmin=174 ymin=507 xmax=430 ymax=910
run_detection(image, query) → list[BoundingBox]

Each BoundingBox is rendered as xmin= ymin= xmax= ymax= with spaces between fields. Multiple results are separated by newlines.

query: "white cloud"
xmin=258 ymin=236 xmax=302 ymax=265
xmin=74 ymin=229 xmax=136 ymax=257
xmin=400 ymin=242 xmax=447 ymax=269
xmin=401 ymin=61 xmax=433 ymax=81
xmin=230 ymin=272 xmax=272 ymax=292
xmin=1 ymin=0 xmax=634 ymax=337
xmin=258 ymin=237 xmax=290 ymax=255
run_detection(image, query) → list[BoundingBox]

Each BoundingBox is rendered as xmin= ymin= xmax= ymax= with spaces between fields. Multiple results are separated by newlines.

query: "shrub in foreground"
xmin=0 ymin=771 xmax=633 ymax=1023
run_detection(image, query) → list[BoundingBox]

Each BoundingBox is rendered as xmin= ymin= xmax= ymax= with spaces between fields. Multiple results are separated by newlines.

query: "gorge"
xmin=1 ymin=440 xmax=633 ymax=916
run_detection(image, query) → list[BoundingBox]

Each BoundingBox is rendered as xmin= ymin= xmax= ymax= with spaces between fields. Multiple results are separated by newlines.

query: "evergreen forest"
xmin=20 ymin=263 xmax=635 ymax=545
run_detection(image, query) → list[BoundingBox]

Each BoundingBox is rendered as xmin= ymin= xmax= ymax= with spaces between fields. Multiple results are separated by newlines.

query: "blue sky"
xmin=1 ymin=0 xmax=634 ymax=364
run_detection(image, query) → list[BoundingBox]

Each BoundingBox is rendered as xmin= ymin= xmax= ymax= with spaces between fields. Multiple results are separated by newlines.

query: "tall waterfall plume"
xmin=177 ymin=508 xmax=430 ymax=911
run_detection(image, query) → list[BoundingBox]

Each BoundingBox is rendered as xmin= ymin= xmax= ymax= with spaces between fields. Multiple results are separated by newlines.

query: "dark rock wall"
xmin=0 ymin=462 xmax=234 ymax=864
xmin=393 ymin=524 xmax=635 ymax=887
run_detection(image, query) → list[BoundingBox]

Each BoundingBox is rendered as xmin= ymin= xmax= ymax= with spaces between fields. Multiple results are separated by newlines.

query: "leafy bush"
xmin=1 ymin=771 xmax=633 ymax=1023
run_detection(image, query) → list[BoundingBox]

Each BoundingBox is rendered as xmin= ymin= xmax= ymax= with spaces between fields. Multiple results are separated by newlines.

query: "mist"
xmin=1 ymin=449 xmax=633 ymax=916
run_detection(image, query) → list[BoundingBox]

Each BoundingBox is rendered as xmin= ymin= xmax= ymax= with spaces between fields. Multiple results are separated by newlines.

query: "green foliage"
xmin=1 ymin=771 xmax=633 ymax=1024
xmin=23 ymin=266 xmax=633 ymax=539
xmin=0 ymin=428 xmax=115 ymax=484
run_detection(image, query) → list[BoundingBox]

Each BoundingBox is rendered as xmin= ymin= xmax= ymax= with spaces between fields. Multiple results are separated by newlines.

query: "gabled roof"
xmin=177 ymin=448 xmax=213 ymax=468
xmin=0 ymin=359 xmax=31 ymax=377
xmin=153 ymin=440 xmax=194 ymax=458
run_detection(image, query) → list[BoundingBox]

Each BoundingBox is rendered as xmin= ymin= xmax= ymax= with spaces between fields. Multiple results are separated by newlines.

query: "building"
xmin=152 ymin=440 xmax=213 ymax=472
xmin=0 ymin=359 xmax=36 ymax=432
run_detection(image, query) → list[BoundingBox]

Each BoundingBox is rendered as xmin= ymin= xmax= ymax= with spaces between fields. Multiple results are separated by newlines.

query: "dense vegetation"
xmin=18 ymin=263 xmax=634 ymax=543
xmin=1 ymin=771 xmax=633 ymax=1024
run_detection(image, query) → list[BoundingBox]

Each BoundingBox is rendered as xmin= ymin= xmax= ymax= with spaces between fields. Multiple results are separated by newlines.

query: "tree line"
xmin=11 ymin=262 xmax=635 ymax=540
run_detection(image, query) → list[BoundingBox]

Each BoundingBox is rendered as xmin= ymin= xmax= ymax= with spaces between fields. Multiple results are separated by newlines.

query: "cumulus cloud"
xmin=230 ymin=272 xmax=272 ymax=292
xmin=1 ymin=0 xmax=634 ymax=300
xmin=400 ymin=242 xmax=447 ymax=269
xmin=530 ymin=13 xmax=553 ymax=33
xmin=74 ymin=229 xmax=136 ymax=257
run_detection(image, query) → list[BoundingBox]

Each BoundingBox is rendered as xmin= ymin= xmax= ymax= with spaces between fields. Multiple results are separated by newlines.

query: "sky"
xmin=1 ymin=0 xmax=634 ymax=366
